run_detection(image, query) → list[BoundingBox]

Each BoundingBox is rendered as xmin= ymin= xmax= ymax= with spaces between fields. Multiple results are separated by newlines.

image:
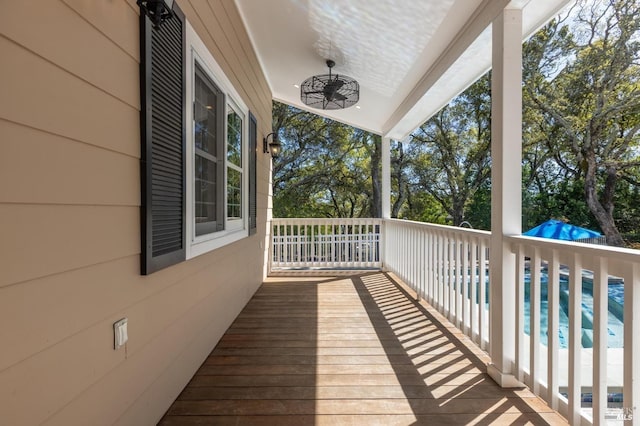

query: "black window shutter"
xmin=248 ymin=112 xmax=257 ymax=235
xmin=140 ymin=5 xmax=186 ymax=274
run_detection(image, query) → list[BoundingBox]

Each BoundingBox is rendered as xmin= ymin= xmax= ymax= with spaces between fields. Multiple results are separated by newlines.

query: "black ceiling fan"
xmin=300 ymin=60 xmax=359 ymax=110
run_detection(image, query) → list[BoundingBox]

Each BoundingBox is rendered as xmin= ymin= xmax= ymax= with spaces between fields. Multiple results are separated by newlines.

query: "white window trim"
xmin=185 ymin=21 xmax=249 ymax=259
xmin=225 ymin=99 xmax=245 ymax=232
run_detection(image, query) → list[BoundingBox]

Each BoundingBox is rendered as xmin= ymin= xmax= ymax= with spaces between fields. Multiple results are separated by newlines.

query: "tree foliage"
xmin=405 ymin=73 xmax=492 ymax=227
xmin=271 ymin=102 xmax=381 ymax=218
xmin=523 ymin=0 xmax=640 ymax=245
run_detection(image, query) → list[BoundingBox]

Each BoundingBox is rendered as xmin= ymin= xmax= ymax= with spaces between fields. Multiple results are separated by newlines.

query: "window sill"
xmin=187 ymin=228 xmax=248 ymax=259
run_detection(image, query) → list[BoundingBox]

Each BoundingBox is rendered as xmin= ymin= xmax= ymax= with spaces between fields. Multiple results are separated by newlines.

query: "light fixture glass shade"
xmin=269 ymin=140 xmax=282 ymax=158
xmin=263 ymin=133 xmax=281 ymax=159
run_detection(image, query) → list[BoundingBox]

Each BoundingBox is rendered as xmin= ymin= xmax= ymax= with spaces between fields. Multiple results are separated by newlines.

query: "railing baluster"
xmin=515 ymin=243 xmax=525 ymax=383
xmin=408 ymin=226 xmax=412 ymax=284
xmin=568 ymin=254 xmax=582 ymax=426
xmin=457 ymin=234 xmax=463 ymax=328
xmin=311 ymin=222 xmax=316 ymax=266
xmin=450 ymin=232 xmax=455 ymax=319
xmin=462 ymin=237 xmax=469 ymax=336
xmin=623 ymin=261 xmax=640 ymax=424
xmin=402 ymin=226 xmax=407 ymax=282
xmin=283 ymin=223 xmax=289 ymax=264
xmin=547 ymin=249 xmax=559 ymax=411
xmin=479 ymin=238 xmax=487 ymax=351
xmin=442 ymin=232 xmax=449 ymax=318
xmin=592 ymin=256 xmax=607 ymax=424
xmin=272 ymin=223 xmax=277 ymax=268
xmin=414 ymin=226 xmax=419 ymax=298
xmin=306 ymin=222 xmax=311 ymax=263
xmin=403 ymin=226 xmax=408 ymax=282
xmin=436 ymin=231 xmax=441 ymax=312
xmin=429 ymin=230 xmax=435 ymax=305
xmin=530 ymin=247 xmax=541 ymax=394
xmin=427 ymin=230 xmax=433 ymax=305
xmin=301 ymin=220 xmax=306 ymax=265
xmin=414 ymin=226 xmax=420 ymax=290
xmin=359 ymin=222 xmax=365 ymax=266
xmin=331 ymin=222 xmax=337 ymax=268
xmin=470 ymin=238 xmax=478 ymax=344
xmin=420 ymin=227 xmax=424 ymax=299
xmin=455 ymin=234 xmax=462 ymax=328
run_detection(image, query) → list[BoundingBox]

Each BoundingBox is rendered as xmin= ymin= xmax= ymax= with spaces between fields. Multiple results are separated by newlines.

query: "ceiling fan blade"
xmin=330 ymin=79 xmax=345 ymax=90
xmin=303 ymin=90 xmax=325 ymax=95
xmin=332 ymin=93 xmax=347 ymax=101
xmin=323 ymin=80 xmax=345 ymax=99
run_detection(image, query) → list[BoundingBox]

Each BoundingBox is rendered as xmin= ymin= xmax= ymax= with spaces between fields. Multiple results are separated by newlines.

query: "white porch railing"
xmin=270 ymin=218 xmax=382 ymax=270
xmin=509 ymin=235 xmax=640 ymax=425
xmin=384 ymin=219 xmax=492 ymax=351
xmin=269 ymin=218 xmax=640 ymax=424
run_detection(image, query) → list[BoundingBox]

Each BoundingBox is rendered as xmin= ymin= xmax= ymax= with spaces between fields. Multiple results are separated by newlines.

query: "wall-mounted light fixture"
xmin=137 ymin=0 xmax=174 ymax=29
xmin=263 ymin=133 xmax=282 ymax=159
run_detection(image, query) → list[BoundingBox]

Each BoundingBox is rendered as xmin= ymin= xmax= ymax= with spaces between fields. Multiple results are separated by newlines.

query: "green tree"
xmin=523 ymin=0 xmax=640 ymax=246
xmin=408 ymin=73 xmax=492 ymax=226
xmin=390 ymin=140 xmax=409 ymax=218
xmin=271 ymin=102 xmax=382 ymax=218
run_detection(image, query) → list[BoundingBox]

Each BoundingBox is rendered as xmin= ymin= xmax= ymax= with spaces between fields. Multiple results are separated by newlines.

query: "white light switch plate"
xmin=113 ymin=318 xmax=128 ymax=350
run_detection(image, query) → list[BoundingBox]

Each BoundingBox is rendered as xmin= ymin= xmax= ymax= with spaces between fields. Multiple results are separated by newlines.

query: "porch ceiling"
xmin=234 ymin=0 xmax=571 ymax=140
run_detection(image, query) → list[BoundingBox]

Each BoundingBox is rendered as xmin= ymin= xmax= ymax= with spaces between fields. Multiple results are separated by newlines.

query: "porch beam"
xmin=487 ymin=7 xmax=523 ymax=388
xmin=382 ymin=0 xmax=510 ymax=139
xmin=382 ymin=137 xmax=391 ymax=219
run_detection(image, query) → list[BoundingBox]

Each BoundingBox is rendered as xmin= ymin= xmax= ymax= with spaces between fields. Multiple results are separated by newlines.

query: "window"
xmin=140 ymin=13 xmax=259 ymax=273
xmin=185 ymin=23 xmax=250 ymax=259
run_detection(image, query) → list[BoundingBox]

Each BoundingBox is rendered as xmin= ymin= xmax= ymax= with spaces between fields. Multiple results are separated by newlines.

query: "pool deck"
xmin=159 ymin=272 xmax=567 ymax=425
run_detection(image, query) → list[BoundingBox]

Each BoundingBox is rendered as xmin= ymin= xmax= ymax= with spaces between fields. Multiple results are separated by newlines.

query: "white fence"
xmin=270 ymin=218 xmax=382 ymax=270
xmin=384 ymin=219 xmax=492 ymax=351
xmin=509 ymin=235 xmax=640 ymax=425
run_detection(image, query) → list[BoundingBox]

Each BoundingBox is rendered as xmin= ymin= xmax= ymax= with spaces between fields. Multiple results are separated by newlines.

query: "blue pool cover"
xmin=524 ymin=219 xmax=601 ymax=241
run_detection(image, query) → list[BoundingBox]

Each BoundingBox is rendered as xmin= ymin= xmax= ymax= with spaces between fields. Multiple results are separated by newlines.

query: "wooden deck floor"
xmin=159 ymin=272 xmax=567 ymax=425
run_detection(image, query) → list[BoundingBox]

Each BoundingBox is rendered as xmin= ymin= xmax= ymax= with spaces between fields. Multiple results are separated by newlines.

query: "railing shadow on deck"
xmin=351 ymin=272 xmax=566 ymax=425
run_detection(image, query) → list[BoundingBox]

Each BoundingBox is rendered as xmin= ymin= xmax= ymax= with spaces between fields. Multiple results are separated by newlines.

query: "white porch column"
xmin=380 ymin=136 xmax=391 ymax=271
xmin=487 ymin=7 xmax=523 ymax=388
xmin=381 ymin=137 xmax=391 ymax=219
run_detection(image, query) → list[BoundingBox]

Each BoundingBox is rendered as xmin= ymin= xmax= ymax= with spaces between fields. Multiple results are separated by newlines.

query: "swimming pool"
xmin=523 ymin=269 xmax=625 ymax=348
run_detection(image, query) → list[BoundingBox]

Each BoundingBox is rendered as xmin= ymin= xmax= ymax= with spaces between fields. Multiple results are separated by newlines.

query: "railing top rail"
xmin=508 ymin=234 xmax=640 ymax=264
xmin=384 ymin=218 xmax=492 ymax=238
xmin=272 ymin=217 xmax=382 ymax=224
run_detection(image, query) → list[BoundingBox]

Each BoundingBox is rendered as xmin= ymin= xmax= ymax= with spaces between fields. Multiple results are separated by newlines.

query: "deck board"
xmin=159 ymin=272 xmax=567 ymax=425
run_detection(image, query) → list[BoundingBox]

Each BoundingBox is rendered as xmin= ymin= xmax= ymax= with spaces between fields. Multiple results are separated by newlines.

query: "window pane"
xmin=227 ymin=168 xmax=242 ymax=219
xmin=194 ymin=62 xmax=223 ymax=237
xmin=227 ymin=108 xmax=242 ymax=167
xmin=194 ymin=65 xmax=219 ymax=156
xmin=195 ymin=155 xmax=217 ymax=235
